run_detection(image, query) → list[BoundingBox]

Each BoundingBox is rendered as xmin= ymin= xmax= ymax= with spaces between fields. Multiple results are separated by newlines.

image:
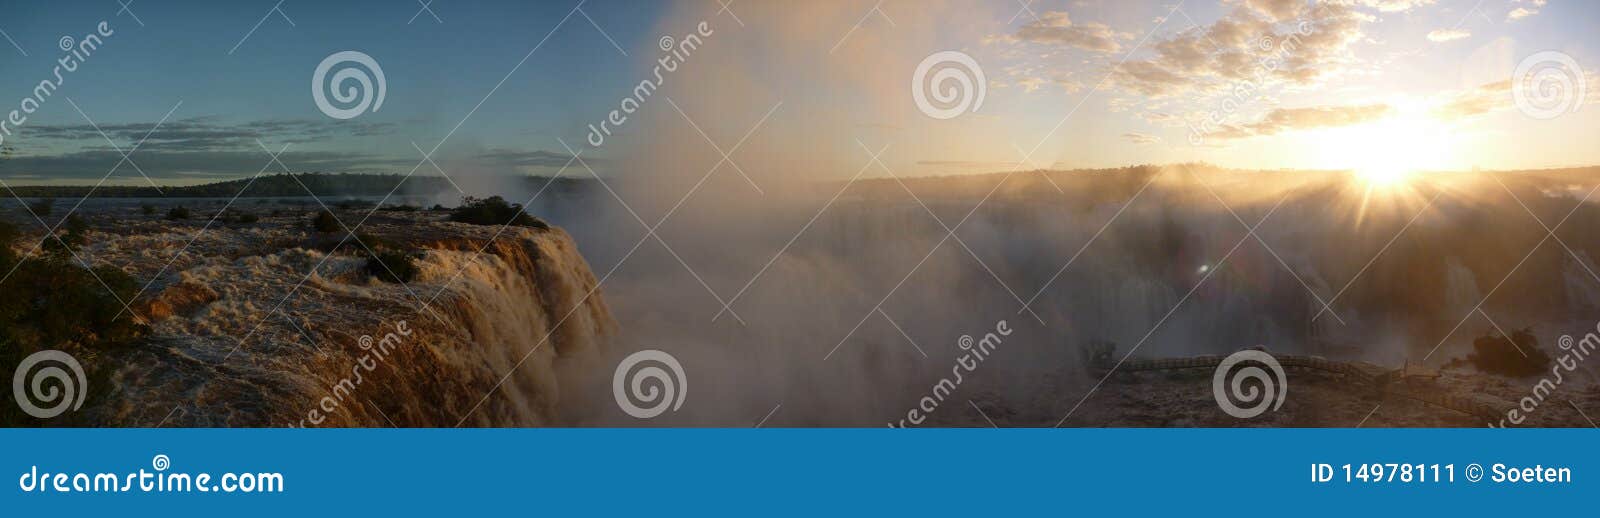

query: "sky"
xmin=0 ymin=0 xmax=1595 ymax=186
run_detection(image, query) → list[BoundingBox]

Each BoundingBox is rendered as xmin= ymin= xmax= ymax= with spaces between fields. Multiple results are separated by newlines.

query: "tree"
xmin=448 ymin=196 xmax=547 ymax=228
xmin=1466 ymin=328 xmax=1551 ymax=377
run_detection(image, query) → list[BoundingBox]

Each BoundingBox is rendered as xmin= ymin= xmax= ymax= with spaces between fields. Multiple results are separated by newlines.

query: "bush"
xmin=365 ymin=250 xmax=419 ymax=284
xmin=166 ymin=206 xmax=192 ymax=220
xmin=310 ymin=210 xmax=341 ymax=233
xmin=0 ymin=219 xmax=17 ymax=265
xmin=140 ymin=204 xmax=158 ymax=216
xmin=42 ymin=215 xmax=88 ymax=256
xmin=218 ymin=211 xmax=259 ymax=225
xmin=0 ymin=254 xmax=146 ymax=425
xmin=448 ymin=196 xmax=547 ymax=228
xmin=1466 ymin=328 xmax=1551 ymax=377
xmin=26 ymin=198 xmax=53 ymax=218
xmin=352 ymin=232 xmax=393 ymax=251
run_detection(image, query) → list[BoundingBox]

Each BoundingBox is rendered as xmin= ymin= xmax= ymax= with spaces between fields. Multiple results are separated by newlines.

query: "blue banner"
xmin=1 ymin=429 xmax=1591 ymax=516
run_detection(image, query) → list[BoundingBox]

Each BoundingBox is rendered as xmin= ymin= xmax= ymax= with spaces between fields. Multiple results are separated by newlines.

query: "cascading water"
xmin=81 ymin=224 xmax=615 ymax=427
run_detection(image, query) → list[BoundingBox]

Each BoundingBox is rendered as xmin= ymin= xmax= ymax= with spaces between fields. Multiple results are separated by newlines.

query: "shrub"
xmin=26 ymin=198 xmax=53 ymax=218
xmin=42 ymin=215 xmax=89 ymax=256
xmin=140 ymin=204 xmax=158 ymax=216
xmin=365 ymin=250 xmax=419 ymax=284
xmin=448 ymin=196 xmax=547 ymax=228
xmin=0 ymin=219 xmax=17 ymax=265
xmin=218 ymin=211 xmax=259 ymax=225
xmin=352 ymin=232 xmax=393 ymax=251
xmin=166 ymin=206 xmax=192 ymax=220
xmin=310 ymin=210 xmax=341 ymax=233
xmin=1466 ymin=328 xmax=1551 ymax=377
xmin=0 ymin=254 xmax=146 ymax=425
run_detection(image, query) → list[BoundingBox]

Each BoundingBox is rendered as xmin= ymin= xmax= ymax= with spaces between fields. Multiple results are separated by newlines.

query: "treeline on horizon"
xmin=7 ymin=164 xmax=1597 ymax=199
xmin=5 ymin=173 xmax=592 ymax=198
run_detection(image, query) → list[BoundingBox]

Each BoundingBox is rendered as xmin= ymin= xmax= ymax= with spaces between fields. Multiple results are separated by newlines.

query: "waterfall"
xmin=85 ymin=226 xmax=615 ymax=427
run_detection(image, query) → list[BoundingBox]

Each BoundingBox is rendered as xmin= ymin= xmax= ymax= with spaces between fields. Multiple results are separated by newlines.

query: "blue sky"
xmin=0 ymin=0 xmax=666 ymax=184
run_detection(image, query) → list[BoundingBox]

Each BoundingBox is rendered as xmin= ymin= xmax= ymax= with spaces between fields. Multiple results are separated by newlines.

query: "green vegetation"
xmin=365 ymin=250 xmax=419 ymax=284
xmin=165 ymin=206 xmax=191 ymax=220
xmin=310 ymin=210 xmax=342 ymax=233
xmin=139 ymin=203 xmax=158 ymax=216
xmin=1466 ymin=328 xmax=1551 ymax=377
xmin=26 ymin=198 xmax=52 ymax=218
xmin=0 ymin=219 xmax=146 ymax=425
xmin=40 ymin=215 xmax=89 ymax=256
xmin=217 ymin=210 xmax=259 ymax=225
xmin=448 ymin=196 xmax=548 ymax=228
xmin=351 ymin=232 xmax=393 ymax=251
xmin=0 ymin=219 xmax=16 ymax=265
xmin=335 ymin=199 xmax=372 ymax=210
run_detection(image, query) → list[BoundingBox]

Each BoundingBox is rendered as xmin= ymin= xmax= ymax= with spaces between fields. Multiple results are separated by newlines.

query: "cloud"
xmin=1208 ymin=103 xmax=1393 ymax=140
xmin=1429 ymin=72 xmax=1599 ymax=120
xmin=1106 ymin=4 xmax=1369 ymax=99
xmin=1356 ymin=0 xmax=1438 ymax=12
xmin=478 ymin=149 xmax=583 ymax=168
xmin=1121 ymin=132 xmax=1163 ymax=144
xmin=1508 ymin=0 xmax=1545 ymax=21
xmin=1241 ymin=0 xmax=1305 ymax=21
xmin=0 ymin=149 xmax=402 ymax=181
xmin=1430 ymin=80 xmax=1513 ymax=119
xmin=13 ymin=117 xmax=399 ymax=153
xmin=1013 ymin=76 xmax=1084 ymax=93
xmin=1013 ymin=11 xmax=1124 ymax=53
xmin=1426 ymin=29 xmax=1470 ymax=42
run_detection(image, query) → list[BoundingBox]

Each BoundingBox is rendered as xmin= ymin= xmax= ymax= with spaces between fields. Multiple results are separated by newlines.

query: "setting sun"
xmin=1318 ymin=101 xmax=1455 ymax=189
